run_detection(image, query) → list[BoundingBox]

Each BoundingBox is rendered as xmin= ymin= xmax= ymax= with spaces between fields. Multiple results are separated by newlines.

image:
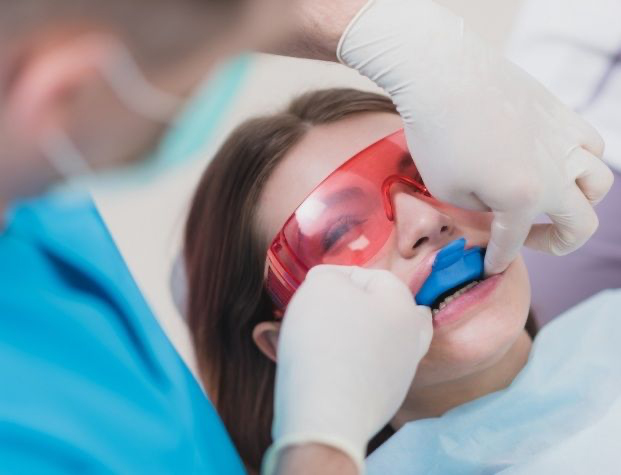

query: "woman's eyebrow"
xmin=295 ymin=187 xmax=365 ymax=253
xmin=324 ymin=186 xmax=366 ymax=206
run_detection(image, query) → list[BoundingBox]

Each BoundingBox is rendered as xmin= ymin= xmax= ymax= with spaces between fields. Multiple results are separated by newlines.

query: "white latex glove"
xmin=262 ymin=265 xmax=432 ymax=474
xmin=338 ymin=0 xmax=614 ymax=275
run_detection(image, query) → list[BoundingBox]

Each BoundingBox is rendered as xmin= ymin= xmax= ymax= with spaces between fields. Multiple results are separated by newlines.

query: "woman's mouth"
xmin=431 ymin=279 xmax=482 ymax=316
xmin=429 ymin=273 xmax=504 ymax=328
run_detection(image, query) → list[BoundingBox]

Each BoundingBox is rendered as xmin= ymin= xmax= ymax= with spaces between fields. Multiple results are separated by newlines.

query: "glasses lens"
xmin=284 ymin=174 xmax=393 ymax=267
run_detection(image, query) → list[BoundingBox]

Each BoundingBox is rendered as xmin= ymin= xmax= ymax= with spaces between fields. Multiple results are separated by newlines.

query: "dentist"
xmin=0 ymin=0 xmax=612 ymax=474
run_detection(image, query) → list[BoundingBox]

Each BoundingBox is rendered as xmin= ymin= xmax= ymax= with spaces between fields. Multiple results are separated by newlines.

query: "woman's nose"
xmin=392 ymin=188 xmax=453 ymax=259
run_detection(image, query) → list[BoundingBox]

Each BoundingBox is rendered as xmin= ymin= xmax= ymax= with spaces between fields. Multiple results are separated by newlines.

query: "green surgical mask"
xmin=43 ymin=35 xmax=250 ymax=189
xmin=108 ymin=53 xmax=251 ymax=186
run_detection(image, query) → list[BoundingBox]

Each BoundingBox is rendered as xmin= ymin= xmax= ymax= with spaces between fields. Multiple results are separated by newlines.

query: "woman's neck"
xmin=391 ymin=330 xmax=532 ymax=429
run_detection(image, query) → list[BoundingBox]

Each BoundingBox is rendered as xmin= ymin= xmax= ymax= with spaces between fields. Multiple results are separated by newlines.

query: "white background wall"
xmin=92 ymin=0 xmax=523 ymax=376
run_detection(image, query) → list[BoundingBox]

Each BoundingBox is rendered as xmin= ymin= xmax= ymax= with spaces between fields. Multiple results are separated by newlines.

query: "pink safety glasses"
xmin=265 ymin=129 xmax=431 ymax=310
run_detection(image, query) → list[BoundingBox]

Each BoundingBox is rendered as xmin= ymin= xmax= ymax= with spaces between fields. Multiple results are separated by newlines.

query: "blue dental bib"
xmin=415 ymin=238 xmax=485 ymax=306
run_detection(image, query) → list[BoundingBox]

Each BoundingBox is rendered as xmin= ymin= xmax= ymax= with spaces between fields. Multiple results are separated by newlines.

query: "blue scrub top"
xmin=0 ymin=193 xmax=245 ymax=474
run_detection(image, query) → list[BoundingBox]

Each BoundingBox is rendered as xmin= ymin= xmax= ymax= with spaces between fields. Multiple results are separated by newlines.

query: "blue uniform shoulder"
xmin=0 ymin=192 xmax=245 ymax=474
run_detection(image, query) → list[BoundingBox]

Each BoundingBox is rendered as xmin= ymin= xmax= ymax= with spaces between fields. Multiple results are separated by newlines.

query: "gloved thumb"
xmin=484 ymin=211 xmax=532 ymax=275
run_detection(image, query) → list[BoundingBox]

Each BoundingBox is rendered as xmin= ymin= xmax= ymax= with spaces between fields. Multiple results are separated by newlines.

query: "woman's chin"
xmin=424 ymin=315 xmax=525 ymax=379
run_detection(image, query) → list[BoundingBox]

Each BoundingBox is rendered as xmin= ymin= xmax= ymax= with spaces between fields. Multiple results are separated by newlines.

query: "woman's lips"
xmin=431 ymin=273 xmax=503 ymax=328
xmin=408 ymin=250 xmax=442 ymax=296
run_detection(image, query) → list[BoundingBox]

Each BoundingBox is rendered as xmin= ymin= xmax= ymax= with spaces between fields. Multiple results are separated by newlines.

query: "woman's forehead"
xmin=258 ymin=112 xmax=403 ymax=241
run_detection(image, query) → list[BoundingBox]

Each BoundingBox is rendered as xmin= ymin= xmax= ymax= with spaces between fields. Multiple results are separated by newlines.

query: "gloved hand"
xmin=338 ymin=0 xmax=614 ymax=275
xmin=262 ymin=265 xmax=432 ymax=474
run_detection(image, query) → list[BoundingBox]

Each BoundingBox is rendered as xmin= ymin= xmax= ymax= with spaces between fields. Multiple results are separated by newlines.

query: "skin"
xmin=255 ymin=111 xmax=533 ymax=430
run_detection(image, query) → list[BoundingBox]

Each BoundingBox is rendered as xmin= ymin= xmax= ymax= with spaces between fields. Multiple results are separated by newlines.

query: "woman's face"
xmin=256 ymin=112 xmax=531 ymax=388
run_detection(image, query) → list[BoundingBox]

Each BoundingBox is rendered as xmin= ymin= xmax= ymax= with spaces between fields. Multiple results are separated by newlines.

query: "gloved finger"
xmin=346 ymin=268 xmax=432 ymax=337
xmin=484 ymin=210 xmax=533 ymax=276
xmin=307 ymin=265 xmax=406 ymax=295
xmin=305 ymin=264 xmax=367 ymax=284
xmin=305 ymin=264 xmax=354 ymax=279
xmin=308 ymin=264 xmax=380 ymax=290
xmin=349 ymin=267 xmax=412 ymax=298
xmin=301 ymin=265 xmax=364 ymax=299
xmin=573 ymin=117 xmax=605 ymax=158
xmin=525 ymin=185 xmax=599 ymax=256
xmin=567 ymin=146 xmax=614 ymax=206
xmin=411 ymin=306 xmax=433 ymax=353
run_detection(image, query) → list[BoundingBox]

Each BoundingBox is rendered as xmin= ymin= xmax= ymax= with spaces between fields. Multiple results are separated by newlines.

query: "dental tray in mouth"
xmin=415 ymin=238 xmax=485 ymax=307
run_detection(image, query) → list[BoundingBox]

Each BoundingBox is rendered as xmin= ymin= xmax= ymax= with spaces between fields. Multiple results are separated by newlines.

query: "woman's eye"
xmin=322 ymin=216 xmax=367 ymax=252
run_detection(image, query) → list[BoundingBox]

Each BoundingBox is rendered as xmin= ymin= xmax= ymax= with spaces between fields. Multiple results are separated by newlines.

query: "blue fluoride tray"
xmin=415 ymin=238 xmax=485 ymax=307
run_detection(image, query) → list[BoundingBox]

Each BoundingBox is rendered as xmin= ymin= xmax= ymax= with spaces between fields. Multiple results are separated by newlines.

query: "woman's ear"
xmin=252 ymin=321 xmax=282 ymax=363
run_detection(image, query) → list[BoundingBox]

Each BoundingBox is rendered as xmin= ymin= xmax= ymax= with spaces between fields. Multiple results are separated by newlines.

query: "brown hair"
xmin=184 ymin=88 xmax=539 ymax=471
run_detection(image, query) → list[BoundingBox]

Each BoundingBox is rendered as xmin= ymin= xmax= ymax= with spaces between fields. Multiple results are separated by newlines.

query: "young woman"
xmin=183 ymin=88 xmax=539 ymax=472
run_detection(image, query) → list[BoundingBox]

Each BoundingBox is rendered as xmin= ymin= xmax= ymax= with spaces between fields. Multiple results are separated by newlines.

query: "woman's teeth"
xmin=431 ymin=280 xmax=481 ymax=317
